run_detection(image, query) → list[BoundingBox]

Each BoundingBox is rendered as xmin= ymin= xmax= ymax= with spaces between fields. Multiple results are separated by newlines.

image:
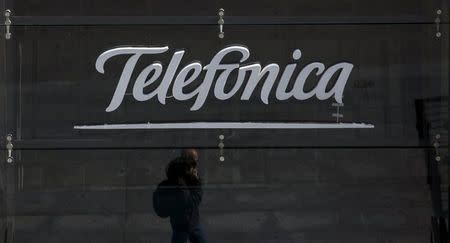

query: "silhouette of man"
xmin=153 ymin=149 xmax=207 ymax=243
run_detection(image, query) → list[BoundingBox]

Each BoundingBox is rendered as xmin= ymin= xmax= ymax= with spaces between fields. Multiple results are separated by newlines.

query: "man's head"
xmin=181 ymin=149 xmax=198 ymax=163
xmin=166 ymin=149 xmax=199 ymax=181
xmin=180 ymin=149 xmax=199 ymax=179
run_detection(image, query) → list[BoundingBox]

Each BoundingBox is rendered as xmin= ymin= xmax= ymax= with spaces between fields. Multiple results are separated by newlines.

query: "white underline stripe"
xmin=74 ymin=122 xmax=374 ymax=130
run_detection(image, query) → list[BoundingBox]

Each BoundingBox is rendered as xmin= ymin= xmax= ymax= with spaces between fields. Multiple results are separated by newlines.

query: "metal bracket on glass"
xmin=332 ymin=102 xmax=344 ymax=123
xmin=4 ymin=9 xmax=11 ymax=40
xmin=435 ymin=9 xmax=442 ymax=38
xmin=218 ymin=134 xmax=225 ymax=162
xmin=218 ymin=8 xmax=225 ymax=39
xmin=6 ymin=134 xmax=13 ymax=164
xmin=433 ymin=134 xmax=441 ymax=162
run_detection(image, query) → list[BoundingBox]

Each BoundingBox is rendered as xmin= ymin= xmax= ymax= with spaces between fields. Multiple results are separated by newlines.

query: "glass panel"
xmin=0 ymin=24 xmax=6 ymax=141
xmin=0 ymin=150 xmax=6 ymax=242
xmin=9 ymin=0 xmax=444 ymax=19
xmin=8 ymin=24 xmax=448 ymax=147
xmin=4 ymin=2 xmax=448 ymax=243
xmin=13 ymin=150 xmax=127 ymax=243
xmin=11 ymin=148 xmax=440 ymax=242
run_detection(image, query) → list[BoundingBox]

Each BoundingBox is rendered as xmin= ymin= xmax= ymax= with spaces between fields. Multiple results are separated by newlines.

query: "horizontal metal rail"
xmin=0 ymin=143 xmax=445 ymax=150
xmin=0 ymin=15 xmax=448 ymax=26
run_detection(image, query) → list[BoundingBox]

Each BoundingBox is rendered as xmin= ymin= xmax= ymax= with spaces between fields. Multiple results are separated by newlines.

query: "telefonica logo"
xmin=96 ymin=45 xmax=353 ymax=112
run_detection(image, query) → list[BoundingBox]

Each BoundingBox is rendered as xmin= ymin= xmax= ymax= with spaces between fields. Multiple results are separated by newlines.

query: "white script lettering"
xmin=95 ymin=46 xmax=353 ymax=111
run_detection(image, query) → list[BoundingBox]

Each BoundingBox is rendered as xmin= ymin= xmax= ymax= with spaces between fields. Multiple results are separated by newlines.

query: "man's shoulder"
xmin=157 ymin=179 xmax=177 ymax=188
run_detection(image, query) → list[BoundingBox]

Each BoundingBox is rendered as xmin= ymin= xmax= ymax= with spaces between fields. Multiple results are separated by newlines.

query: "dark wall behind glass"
xmin=1 ymin=1 xmax=448 ymax=243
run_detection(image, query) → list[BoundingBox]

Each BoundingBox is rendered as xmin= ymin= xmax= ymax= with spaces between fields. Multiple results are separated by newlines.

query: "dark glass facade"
xmin=0 ymin=1 xmax=448 ymax=242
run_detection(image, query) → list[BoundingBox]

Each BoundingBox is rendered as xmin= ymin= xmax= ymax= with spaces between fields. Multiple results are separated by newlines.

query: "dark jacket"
xmin=153 ymin=177 xmax=203 ymax=232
